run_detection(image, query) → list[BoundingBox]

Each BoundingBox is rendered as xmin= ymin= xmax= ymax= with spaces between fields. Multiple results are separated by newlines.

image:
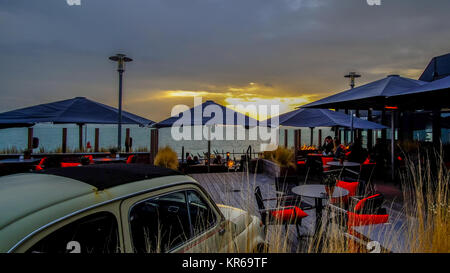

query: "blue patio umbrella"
xmin=0 ymin=97 xmax=154 ymax=150
xmin=0 ymin=97 xmax=154 ymax=127
xmin=266 ymin=108 xmax=386 ymax=146
xmin=387 ymin=75 xmax=450 ymax=110
xmin=302 ymin=75 xmax=426 ymax=110
xmin=153 ymin=100 xmax=259 ymax=128
xmin=270 ymin=108 xmax=386 ymax=129
xmin=154 ymin=100 xmax=260 ymax=171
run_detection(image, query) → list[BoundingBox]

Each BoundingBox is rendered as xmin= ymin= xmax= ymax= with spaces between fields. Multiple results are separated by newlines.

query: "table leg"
xmin=314 ymin=198 xmax=324 ymax=235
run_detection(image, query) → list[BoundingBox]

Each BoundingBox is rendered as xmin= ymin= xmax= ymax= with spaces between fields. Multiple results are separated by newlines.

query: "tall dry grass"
xmin=138 ymin=151 xmax=448 ymax=253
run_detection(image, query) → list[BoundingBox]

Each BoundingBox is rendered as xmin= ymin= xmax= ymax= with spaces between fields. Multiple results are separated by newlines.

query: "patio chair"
xmin=321 ymin=157 xmax=335 ymax=172
xmin=254 ymin=186 xmax=309 ymax=239
xmin=126 ymin=155 xmax=137 ymax=164
xmin=34 ymin=156 xmax=62 ymax=170
xmin=326 ymin=193 xmax=389 ymax=231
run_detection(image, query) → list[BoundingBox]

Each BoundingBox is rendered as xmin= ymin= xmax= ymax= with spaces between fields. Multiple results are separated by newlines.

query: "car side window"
xmin=26 ymin=211 xmax=119 ymax=253
xmin=187 ymin=190 xmax=217 ymax=236
xmin=129 ymin=191 xmax=191 ymax=253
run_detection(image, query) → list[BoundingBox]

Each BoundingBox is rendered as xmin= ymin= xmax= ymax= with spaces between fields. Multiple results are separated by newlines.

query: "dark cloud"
xmin=1 ymin=0 xmax=449 ymax=121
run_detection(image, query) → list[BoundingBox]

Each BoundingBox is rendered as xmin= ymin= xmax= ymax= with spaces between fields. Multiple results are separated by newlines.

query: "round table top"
xmin=327 ymin=161 xmax=361 ymax=167
xmin=291 ymin=184 xmax=349 ymax=199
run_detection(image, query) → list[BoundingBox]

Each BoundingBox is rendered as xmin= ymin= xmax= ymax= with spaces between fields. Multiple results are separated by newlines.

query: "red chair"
xmin=331 ymin=180 xmax=360 ymax=206
xmin=126 ymin=155 xmax=137 ymax=164
xmin=254 ymin=186 xmax=309 ymax=239
xmin=60 ymin=162 xmax=81 ymax=168
xmin=321 ymin=157 xmax=335 ymax=171
xmin=35 ymin=157 xmax=48 ymax=171
xmin=327 ymin=193 xmax=389 ymax=231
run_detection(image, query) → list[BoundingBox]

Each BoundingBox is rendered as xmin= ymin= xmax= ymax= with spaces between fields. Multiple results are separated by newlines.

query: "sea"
xmin=0 ymin=123 xmax=334 ymax=158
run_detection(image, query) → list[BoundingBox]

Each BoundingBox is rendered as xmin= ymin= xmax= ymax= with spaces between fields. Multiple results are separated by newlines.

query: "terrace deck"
xmin=190 ymin=172 xmax=317 ymax=252
xmin=190 ymin=172 xmax=406 ymax=253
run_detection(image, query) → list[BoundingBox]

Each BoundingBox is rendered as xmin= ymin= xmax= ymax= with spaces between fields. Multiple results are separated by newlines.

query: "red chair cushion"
xmin=347 ymin=212 xmax=389 ymax=228
xmin=354 ymin=194 xmax=381 ymax=212
xmin=270 ymin=207 xmax=308 ymax=222
xmin=61 ymin=162 xmax=81 ymax=168
xmin=321 ymin=157 xmax=334 ymax=166
xmin=126 ymin=155 xmax=135 ymax=164
xmin=84 ymin=155 xmax=94 ymax=163
xmin=297 ymin=160 xmax=306 ymax=165
xmin=331 ymin=181 xmax=359 ymax=204
xmin=35 ymin=157 xmax=47 ymax=171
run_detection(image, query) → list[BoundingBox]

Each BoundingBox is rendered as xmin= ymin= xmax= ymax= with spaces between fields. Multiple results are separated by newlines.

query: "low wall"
xmin=260 ymin=158 xmax=281 ymax=178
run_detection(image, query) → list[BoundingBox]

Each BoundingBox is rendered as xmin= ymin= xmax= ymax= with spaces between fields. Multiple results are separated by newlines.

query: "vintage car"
xmin=0 ymin=164 xmax=266 ymax=253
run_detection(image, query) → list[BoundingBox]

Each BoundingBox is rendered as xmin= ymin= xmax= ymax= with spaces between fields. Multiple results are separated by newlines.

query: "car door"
xmin=120 ymin=184 xmax=235 ymax=253
xmin=15 ymin=204 xmax=123 ymax=253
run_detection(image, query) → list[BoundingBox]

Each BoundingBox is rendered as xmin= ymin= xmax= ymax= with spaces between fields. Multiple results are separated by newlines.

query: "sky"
xmin=1 ymin=0 xmax=449 ymax=121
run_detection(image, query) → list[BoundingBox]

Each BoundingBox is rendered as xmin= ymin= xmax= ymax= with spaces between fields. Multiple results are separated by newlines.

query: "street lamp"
xmin=109 ymin=53 xmax=133 ymax=151
xmin=344 ymin=72 xmax=361 ymax=89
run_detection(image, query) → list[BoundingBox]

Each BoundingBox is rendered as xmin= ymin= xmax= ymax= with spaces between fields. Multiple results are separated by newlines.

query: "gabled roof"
xmin=419 ymin=53 xmax=450 ymax=82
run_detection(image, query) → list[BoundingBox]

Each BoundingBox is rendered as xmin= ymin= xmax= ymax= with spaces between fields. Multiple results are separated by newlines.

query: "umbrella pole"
xmin=350 ymin=110 xmax=354 ymax=143
xmin=391 ymin=111 xmax=395 ymax=181
xmin=207 ymin=126 xmax=211 ymax=173
xmin=310 ymin=127 xmax=314 ymax=146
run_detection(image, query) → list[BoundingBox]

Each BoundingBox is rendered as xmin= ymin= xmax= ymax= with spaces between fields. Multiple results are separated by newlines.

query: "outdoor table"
xmin=349 ymin=219 xmax=411 ymax=253
xmin=93 ymin=157 xmax=127 ymax=164
xmin=327 ymin=161 xmax=361 ymax=167
xmin=291 ymin=184 xmax=349 ymax=236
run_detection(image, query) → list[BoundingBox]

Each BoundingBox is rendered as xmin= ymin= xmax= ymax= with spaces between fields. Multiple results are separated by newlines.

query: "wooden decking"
xmin=190 ymin=172 xmax=407 ymax=253
xmin=189 ymin=172 xmax=317 ymax=252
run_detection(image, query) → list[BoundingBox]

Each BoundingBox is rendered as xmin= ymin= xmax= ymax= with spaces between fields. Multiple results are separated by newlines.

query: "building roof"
xmin=0 ymin=164 xmax=195 ymax=252
xmin=419 ymin=53 xmax=450 ymax=82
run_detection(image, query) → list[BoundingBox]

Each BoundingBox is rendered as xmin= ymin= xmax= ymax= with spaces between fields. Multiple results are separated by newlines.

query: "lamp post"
xmin=345 ymin=72 xmax=361 ymax=143
xmin=109 ymin=53 xmax=133 ymax=151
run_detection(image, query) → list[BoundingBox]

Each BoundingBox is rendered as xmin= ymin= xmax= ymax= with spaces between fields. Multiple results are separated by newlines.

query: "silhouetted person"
xmin=373 ymin=138 xmax=388 ymax=177
xmin=333 ymin=138 xmax=346 ymax=160
xmin=186 ymin=152 xmax=193 ymax=164
xmin=348 ymin=137 xmax=364 ymax=163
xmin=322 ymin=136 xmax=334 ymax=155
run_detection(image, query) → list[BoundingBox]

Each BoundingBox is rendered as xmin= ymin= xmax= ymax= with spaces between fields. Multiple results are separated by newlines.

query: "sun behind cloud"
xmin=148 ymin=82 xmax=317 ymax=120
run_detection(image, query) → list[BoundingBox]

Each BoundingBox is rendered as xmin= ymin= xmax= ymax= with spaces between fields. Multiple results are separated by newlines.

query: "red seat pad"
xmin=331 ymin=181 xmax=359 ymax=204
xmin=61 ymin=162 xmax=81 ymax=168
xmin=35 ymin=157 xmax=47 ymax=171
xmin=297 ymin=160 xmax=306 ymax=165
xmin=270 ymin=207 xmax=308 ymax=222
xmin=84 ymin=155 xmax=94 ymax=163
xmin=354 ymin=194 xmax=381 ymax=212
xmin=321 ymin=157 xmax=334 ymax=166
xmin=347 ymin=212 xmax=389 ymax=228
xmin=126 ymin=155 xmax=135 ymax=164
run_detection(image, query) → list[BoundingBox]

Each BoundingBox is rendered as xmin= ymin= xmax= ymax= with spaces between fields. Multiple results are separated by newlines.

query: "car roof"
xmin=0 ymin=164 xmax=198 ymax=252
xmin=37 ymin=163 xmax=181 ymax=190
